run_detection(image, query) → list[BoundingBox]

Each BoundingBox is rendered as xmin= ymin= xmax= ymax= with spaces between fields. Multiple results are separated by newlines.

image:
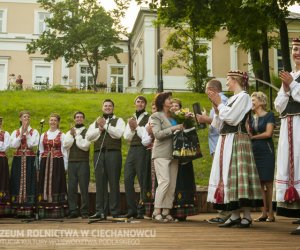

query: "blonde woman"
xmin=10 ymin=111 xmax=39 ymax=217
xmin=38 ymin=113 xmax=68 ymax=218
xmin=249 ymin=92 xmax=275 ymax=222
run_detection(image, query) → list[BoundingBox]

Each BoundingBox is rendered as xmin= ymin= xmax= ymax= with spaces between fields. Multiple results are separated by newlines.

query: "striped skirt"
xmin=38 ymin=157 xmax=68 ymax=218
xmin=214 ymin=133 xmax=263 ymax=211
xmin=10 ymin=156 xmax=36 ymax=217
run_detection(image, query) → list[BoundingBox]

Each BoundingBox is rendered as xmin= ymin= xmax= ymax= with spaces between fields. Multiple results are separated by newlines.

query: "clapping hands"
xmin=279 ymin=70 xmax=293 ymax=92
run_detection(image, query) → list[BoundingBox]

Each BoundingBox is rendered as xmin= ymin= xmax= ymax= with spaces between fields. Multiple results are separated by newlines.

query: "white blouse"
xmin=0 ymin=131 xmax=10 ymax=152
xmin=39 ymin=129 xmax=68 ymax=170
xmin=10 ymin=126 xmax=39 ymax=149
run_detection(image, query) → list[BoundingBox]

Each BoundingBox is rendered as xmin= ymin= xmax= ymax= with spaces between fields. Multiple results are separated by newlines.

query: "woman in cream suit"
xmin=150 ymin=92 xmax=183 ymax=222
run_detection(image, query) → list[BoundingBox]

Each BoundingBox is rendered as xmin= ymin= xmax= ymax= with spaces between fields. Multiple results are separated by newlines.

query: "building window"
xmin=0 ymin=9 xmax=7 ymax=33
xmin=0 ymin=11 xmax=3 ymax=32
xmin=195 ymin=41 xmax=212 ymax=76
xmin=80 ymin=66 xmax=94 ymax=90
xmin=34 ymin=65 xmax=51 ymax=88
xmin=0 ymin=64 xmax=5 ymax=90
xmin=277 ymin=49 xmax=284 ymax=74
xmin=35 ymin=12 xmax=50 ymax=34
xmin=110 ymin=67 xmax=124 ymax=93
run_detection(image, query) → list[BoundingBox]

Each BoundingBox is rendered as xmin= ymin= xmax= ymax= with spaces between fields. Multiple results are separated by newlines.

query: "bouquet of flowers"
xmin=172 ymin=108 xmax=195 ymax=129
xmin=172 ymin=108 xmax=202 ymax=161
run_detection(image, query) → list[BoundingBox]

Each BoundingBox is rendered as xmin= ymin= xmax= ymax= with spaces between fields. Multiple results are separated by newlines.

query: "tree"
xmin=146 ymin=0 xmax=226 ymax=92
xmin=138 ymin=0 xmax=297 ymax=84
xmin=257 ymin=0 xmax=298 ymax=73
xmin=163 ymin=27 xmax=209 ymax=92
xmin=223 ymin=0 xmax=277 ymax=82
xmin=27 ymin=0 xmax=130 ymax=91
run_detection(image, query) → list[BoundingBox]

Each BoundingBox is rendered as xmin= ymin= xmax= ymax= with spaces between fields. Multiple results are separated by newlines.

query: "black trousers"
xmin=94 ymin=150 xmax=122 ymax=216
xmin=124 ymin=145 xmax=147 ymax=215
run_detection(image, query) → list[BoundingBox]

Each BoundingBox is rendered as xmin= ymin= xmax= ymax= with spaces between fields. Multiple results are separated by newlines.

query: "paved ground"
xmin=0 ymin=212 xmax=299 ymax=250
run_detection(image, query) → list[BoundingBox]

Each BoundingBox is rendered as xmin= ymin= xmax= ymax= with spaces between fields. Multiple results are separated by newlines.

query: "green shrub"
xmin=50 ymin=84 xmax=67 ymax=92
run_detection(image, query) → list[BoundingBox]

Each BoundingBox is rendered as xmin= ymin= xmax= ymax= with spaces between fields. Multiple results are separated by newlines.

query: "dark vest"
xmin=130 ymin=113 xmax=150 ymax=146
xmin=94 ymin=118 xmax=121 ymax=151
xmin=69 ymin=128 xmax=89 ymax=162
xmin=280 ymin=75 xmax=300 ymax=118
xmin=220 ymin=95 xmax=249 ymax=135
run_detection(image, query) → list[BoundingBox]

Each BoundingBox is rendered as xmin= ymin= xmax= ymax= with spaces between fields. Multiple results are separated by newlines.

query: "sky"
xmin=100 ymin=1 xmax=300 ymax=32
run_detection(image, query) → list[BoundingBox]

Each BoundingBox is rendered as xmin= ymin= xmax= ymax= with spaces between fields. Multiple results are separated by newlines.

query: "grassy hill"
xmin=0 ymin=89 xmax=214 ymax=186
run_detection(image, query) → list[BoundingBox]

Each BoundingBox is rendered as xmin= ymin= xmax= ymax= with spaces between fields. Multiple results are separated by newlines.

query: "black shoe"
xmin=81 ymin=214 xmax=89 ymax=219
xmin=292 ymin=219 xmax=300 ymax=224
xmin=112 ymin=215 xmax=125 ymax=219
xmin=207 ymin=217 xmax=226 ymax=224
xmin=254 ymin=216 xmax=268 ymax=222
xmin=290 ymin=229 xmax=300 ymax=235
xmin=68 ymin=213 xmax=79 ymax=219
xmin=136 ymin=214 xmax=144 ymax=219
xmin=239 ymin=218 xmax=252 ymax=228
xmin=177 ymin=216 xmax=187 ymax=222
xmin=219 ymin=217 xmax=241 ymax=228
xmin=89 ymin=213 xmax=106 ymax=220
xmin=122 ymin=212 xmax=138 ymax=219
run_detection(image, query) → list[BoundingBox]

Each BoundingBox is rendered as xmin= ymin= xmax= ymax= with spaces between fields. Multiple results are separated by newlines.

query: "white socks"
xmin=241 ymin=207 xmax=252 ymax=224
xmin=162 ymin=208 xmax=170 ymax=216
xmin=225 ymin=209 xmax=240 ymax=223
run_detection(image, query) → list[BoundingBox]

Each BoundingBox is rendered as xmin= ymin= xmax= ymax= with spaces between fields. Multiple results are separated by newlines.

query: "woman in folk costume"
xmin=207 ymin=70 xmax=263 ymax=228
xmin=170 ymin=98 xmax=199 ymax=221
xmin=38 ymin=113 xmax=68 ymax=218
xmin=10 ymin=111 xmax=39 ymax=217
xmin=274 ymin=38 xmax=300 ymax=235
xmin=0 ymin=116 xmax=11 ymax=216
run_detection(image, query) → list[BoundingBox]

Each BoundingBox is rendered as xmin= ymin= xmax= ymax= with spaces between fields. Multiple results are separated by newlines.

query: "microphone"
xmin=40 ymin=119 xmax=45 ymax=125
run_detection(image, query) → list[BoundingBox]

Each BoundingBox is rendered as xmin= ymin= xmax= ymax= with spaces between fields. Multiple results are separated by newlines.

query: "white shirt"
xmin=274 ymin=70 xmax=300 ymax=114
xmin=63 ymin=126 xmax=91 ymax=153
xmin=86 ymin=115 xmax=125 ymax=142
xmin=123 ymin=111 xmax=148 ymax=142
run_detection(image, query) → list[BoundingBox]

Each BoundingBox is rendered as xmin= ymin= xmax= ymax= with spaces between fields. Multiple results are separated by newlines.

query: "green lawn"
xmin=0 ymin=89 xmax=215 ymax=186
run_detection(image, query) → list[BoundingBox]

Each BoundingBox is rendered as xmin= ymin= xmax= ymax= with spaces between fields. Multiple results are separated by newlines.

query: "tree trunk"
xmin=250 ymin=48 xmax=263 ymax=80
xmin=93 ymin=62 xmax=99 ymax=92
xmin=279 ymin=19 xmax=292 ymax=72
xmin=261 ymin=32 xmax=273 ymax=110
xmin=262 ymin=33 xmax=271 ymax=83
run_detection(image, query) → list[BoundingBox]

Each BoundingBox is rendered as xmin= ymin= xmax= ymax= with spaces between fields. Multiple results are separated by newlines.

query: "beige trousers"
xmin=154 ymin=158 xmax=178 ymax=209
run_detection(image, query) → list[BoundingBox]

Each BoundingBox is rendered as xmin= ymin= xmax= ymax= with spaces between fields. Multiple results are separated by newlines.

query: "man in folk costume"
xmin=275 ymin=38 xmax=300 ymax=235
xmin=0 ymin=116 xmax=11 ymax=216
xmin=87 ymin=99 xmax=125 ymax=220
xmin=10 ymin=111 xmax=39 ymax=217
xmin=123 ymin=96 xmax=150 ymax=219
xmin=207 ymin=70 xmax=263 ymax=228
xmin=63 ymin=111 xmax=91 ymax=219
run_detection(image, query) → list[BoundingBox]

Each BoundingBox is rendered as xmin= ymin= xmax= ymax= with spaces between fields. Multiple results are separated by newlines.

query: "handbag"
xmin=172 ymin=127 xmax=202 ymax=161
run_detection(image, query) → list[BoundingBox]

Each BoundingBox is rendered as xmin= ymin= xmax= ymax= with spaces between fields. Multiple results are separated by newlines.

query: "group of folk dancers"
xmin=0 ymin=96 xmax=199 ymax=222
xmin=0 ymin=39 xmax=300 ymax=235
